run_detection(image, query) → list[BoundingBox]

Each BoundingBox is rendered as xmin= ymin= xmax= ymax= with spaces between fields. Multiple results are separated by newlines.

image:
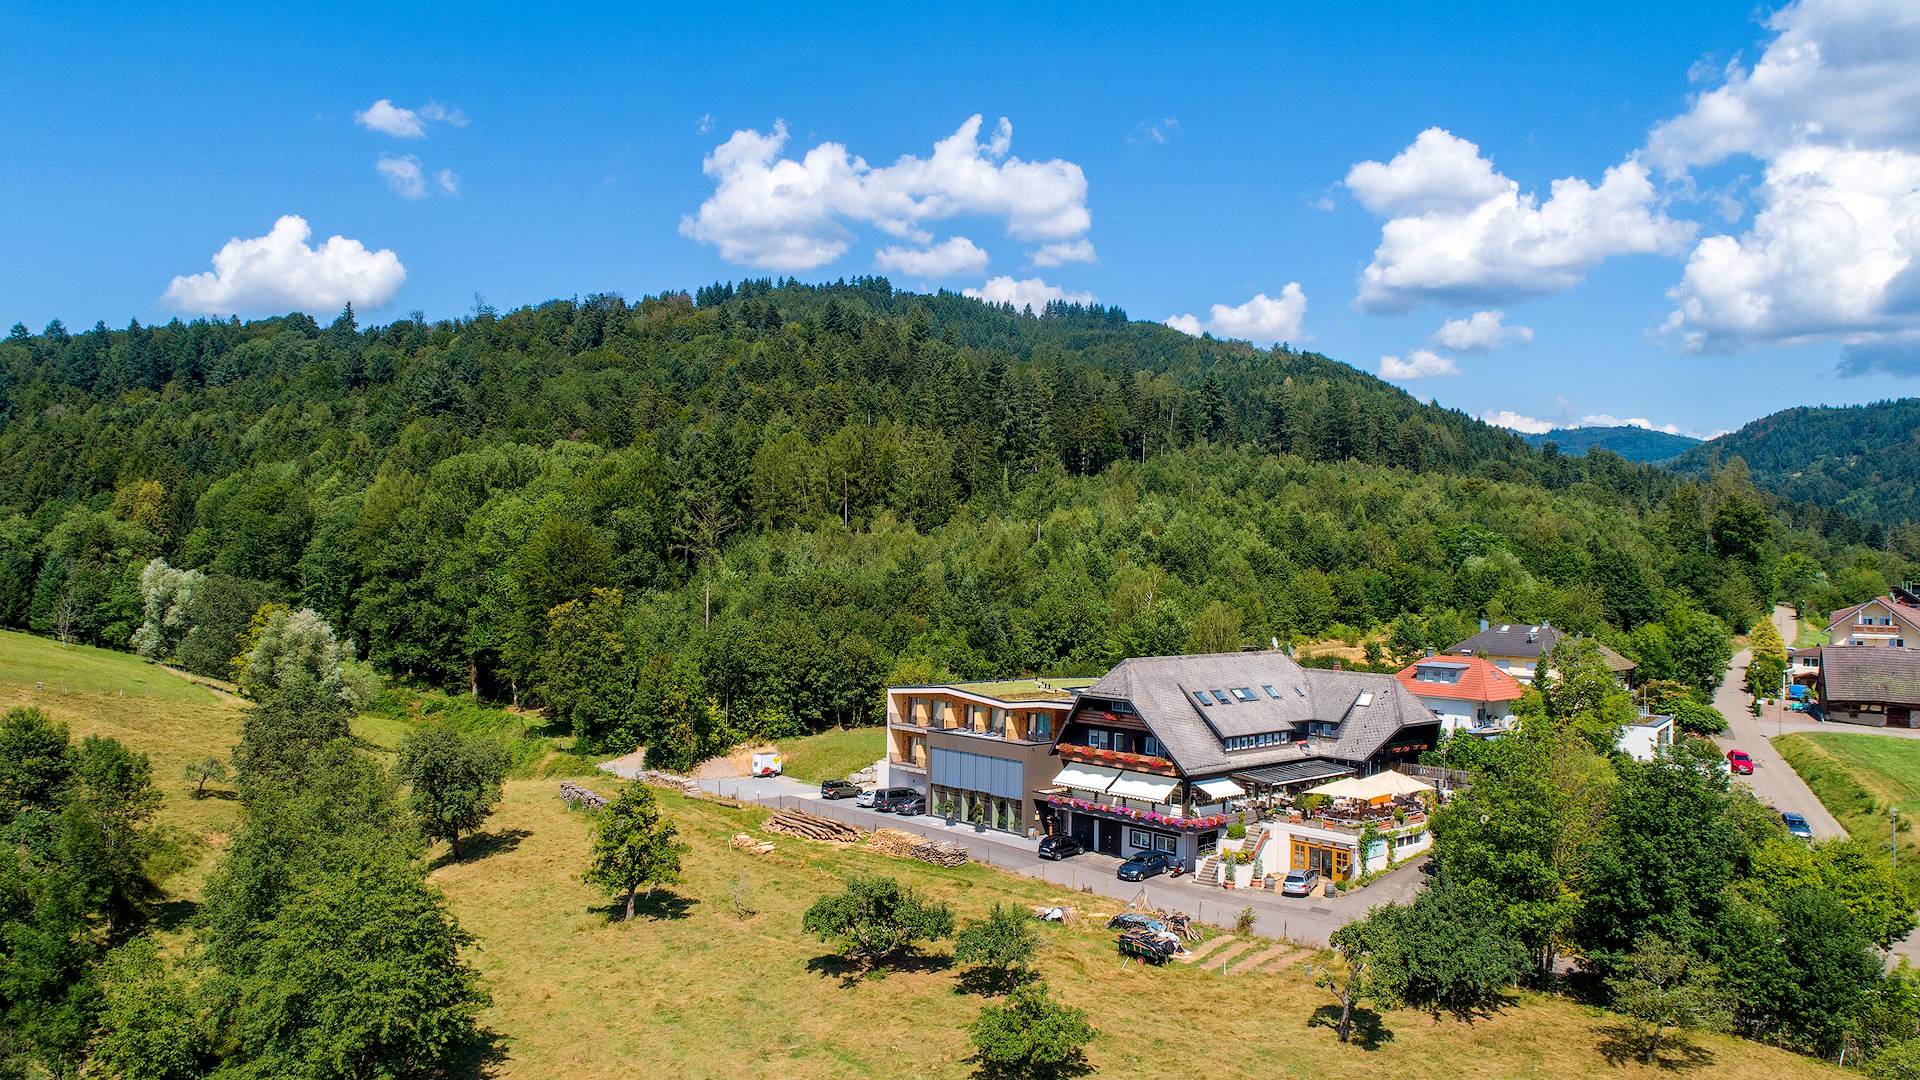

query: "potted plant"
xmin=942 ymin=799 xmax=957 ymax=826
xmin=972 ymin=803 xmax=988 ymax=833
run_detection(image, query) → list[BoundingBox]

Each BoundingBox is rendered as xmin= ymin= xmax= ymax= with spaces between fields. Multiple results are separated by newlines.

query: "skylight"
xmin=1211 ymin=688 xmax=1230 ymax=704
xmin=1194 ymin=690 xmax=1214 ymax=705
xmin=1293 ymin=685 xmax=1307 ymax=697
xmin=1231 ymin=687 xmax=1257 ymax=702
xmin=1355 ymin=692 xmax=1373 ymax=707
xmin=1262 ymin=684 xmax=1281 ymax=699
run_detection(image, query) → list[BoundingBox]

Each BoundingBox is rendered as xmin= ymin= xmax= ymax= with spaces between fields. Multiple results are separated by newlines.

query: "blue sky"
xmin=5 ymin=0 xmax=1919 ymax=437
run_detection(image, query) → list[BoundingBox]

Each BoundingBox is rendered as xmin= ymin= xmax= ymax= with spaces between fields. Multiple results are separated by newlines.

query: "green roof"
xmin=947 ymin=677 xmax=1096 ymax=703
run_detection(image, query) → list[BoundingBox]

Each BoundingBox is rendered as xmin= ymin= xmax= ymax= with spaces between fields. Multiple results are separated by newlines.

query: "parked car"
xmin=1281 ymin=868 xmax=1321 ymax=897
xmin=819 ymin=779 xmax=861 ymax=800
xmin=1782 ymin=811 xmax=1814 ymax=840
xmin=854 ymin=788 xmax=879 ymax=808
xmin=1727 ymin=749 xmax=1755 ymax=775
xmin=1116 ymin=851 xmax=1176 ymax=881
xmin=868 ymin=786 xmax=919 ymax=811
xmin=888 ymin=794 xmax=927 ymax=816
xmin=1037 ymin=834 xmax=1084 ymax=861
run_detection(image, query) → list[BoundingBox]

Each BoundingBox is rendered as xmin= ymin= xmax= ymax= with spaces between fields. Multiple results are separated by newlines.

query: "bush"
xmin=968 ymin=981 xmax=1095 ymax=1080
xmin=1227 ymin=821 xmax=1247 ymax=841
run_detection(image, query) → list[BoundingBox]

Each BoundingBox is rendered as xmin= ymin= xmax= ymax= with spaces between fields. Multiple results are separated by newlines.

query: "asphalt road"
xmin=1710 ymin=605 xmax=1845 ymax=838
xmin=690 ymin=773 xmax=1423 ymax=946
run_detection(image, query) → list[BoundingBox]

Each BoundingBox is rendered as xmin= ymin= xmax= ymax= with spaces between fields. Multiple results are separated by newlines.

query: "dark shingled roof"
xmin=1819 ymin=646 xmax=1920 ymax=708
xmin=1448 ymin=624 xmax=1636 ymax=671
xmin=1076 ymin=651 xmax=1436 ymax=775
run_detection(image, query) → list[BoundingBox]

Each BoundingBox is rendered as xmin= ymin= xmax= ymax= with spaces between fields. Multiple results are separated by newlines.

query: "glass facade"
xmin=930 ymin=785 xmax=1023 ymax=833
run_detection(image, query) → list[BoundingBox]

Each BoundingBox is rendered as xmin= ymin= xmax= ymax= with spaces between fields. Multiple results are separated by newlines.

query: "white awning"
xmin=1107 ymin=770 xmax=1179 ymax=802
xmin=1193 ymin=777 xmax=1245 ymax=800
xmin=1306 ymin=770 xmax=1435 ymax=803
xmin=1051 ymin=763 xmax=1119 ymax=794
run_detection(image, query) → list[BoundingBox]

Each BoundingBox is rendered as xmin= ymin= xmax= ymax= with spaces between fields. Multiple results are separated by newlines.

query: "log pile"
xmin=559 ymin=781 xmax=607 ymax=810
xmin=869 ymin=827 xmax=970 ymax=868
xmin=763 ymin=808 xmax=863 ymax=844
xmin=729 ymin=832 xmax=775 ymax=855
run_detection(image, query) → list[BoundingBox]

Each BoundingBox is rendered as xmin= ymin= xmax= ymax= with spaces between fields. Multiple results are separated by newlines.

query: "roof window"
xmin=1355 ymin=692 xmax=1374 ymax=707
xmin=1262 ymin=684 xmax=1281 ymax=699
xmin=1231 ymin=687 xmax=1257 ymax=702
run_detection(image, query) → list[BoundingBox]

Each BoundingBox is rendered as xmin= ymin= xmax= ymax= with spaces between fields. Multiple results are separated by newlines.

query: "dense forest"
xmin=1671 ymin=399 xmax=1920 ymax=528
xmin=0 ymin=280 xmax=1910 ymax=754
xmin=1522 ymin=425 xmax=1700 ymax=464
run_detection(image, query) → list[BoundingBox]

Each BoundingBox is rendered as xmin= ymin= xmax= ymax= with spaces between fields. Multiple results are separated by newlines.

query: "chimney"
xmin=1424 ymin=647 xmax=1435 ymax=658
xmin=1478 ymin=618 xmax=1489 ymax=632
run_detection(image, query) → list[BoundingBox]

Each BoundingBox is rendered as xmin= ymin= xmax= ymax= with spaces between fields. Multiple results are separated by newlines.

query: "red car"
xmin=1727 ymin=749 xmax=1754 ymax=775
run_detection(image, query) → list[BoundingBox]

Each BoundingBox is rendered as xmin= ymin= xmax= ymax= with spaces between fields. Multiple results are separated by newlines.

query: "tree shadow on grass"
xmin=430 ymin=829 xmax=532 ymax=870
xmin=1595 ymin=1022 xmax=1716 ymax=1070
xmin=969 ymin=1049 xmax=1094 ymax=1080
xmin=1307 ymin=1004 xmax=1394 ymax=1050
xmin=953 ymin=964 xmax=1040 ymax=997
xmin=806 ymin=949 xmax=954 ymax=988
xmin=150 ymin=897 xmax=200 ymax=935
xmin=187 ymin=788 xmax=239 ymax=802
xmin=597 ymin=890 xmax=698 ymax=924
xmin=449 ymin=1026 xmax=511 ymax=1079
xmin=1426 ymin=990 xmax=1518 ymax=1025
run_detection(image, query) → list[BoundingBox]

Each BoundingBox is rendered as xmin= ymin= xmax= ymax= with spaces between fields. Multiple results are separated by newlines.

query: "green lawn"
xmin=1794 ymin=617 xmax=1831 ymax=648
xmin=1776 ymin=732 xmax=1920 ymax=876
xmin=773 ymin=726 xmax=885 ymax=783
xmin=352 ymin=688 xmax=601 ymax=779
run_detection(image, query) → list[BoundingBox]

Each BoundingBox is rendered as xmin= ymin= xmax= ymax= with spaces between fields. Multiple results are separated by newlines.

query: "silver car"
xmin=1281 ymin=868 xmax=1321 ymax=897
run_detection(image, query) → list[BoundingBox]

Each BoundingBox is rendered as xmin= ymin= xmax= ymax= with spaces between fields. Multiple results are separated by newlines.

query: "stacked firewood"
xmin=869 ymin=827 xmax=970 ymax=867
xmin=763 ymin=808 xmax=863 ymax=843
xmin=729 ymin=832 xmax=775 ymax=855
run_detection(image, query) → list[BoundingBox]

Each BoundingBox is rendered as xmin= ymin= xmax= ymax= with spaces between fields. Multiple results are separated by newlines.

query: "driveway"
xmin=1710 ymin=605 xmax=1844 ymax=838
xmin=692 ymin=774 xmax=1420 ymax=946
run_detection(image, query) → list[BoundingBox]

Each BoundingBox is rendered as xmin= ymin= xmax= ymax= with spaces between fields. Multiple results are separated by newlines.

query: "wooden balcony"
xmin=1055 ymin=742 xmax=1178 ymax=775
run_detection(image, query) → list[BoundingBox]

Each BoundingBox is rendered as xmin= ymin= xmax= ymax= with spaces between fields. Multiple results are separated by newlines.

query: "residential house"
xmin=1038 ymin=650 xmax=1439 ymax=873
xmin=1816 ymin=645 xmax=1920 ymax=727
xmin=1788 ymin=646 xmax=1823 ymax=688
xmin=1394 ymin=654 xmax=1524 ymax=735
xmin=884 ymin=679 xmax=1093 ymax=835
xmin=1447 ymin=620 xmax=1637 ymax=685
xmin=1825 ymin=589 xmax=1920 ymax=648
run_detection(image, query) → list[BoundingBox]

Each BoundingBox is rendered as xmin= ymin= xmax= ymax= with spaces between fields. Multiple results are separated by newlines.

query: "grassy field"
xmin=352 ymin=688 xmax=602 ymax=779
xmin=773 ymin=726 xmax=886 ymax=783
xmin=8 ymin=626 xmax=1843 ymax=1078
xmin=1777 ymin=732 xmax=1920 ymax=873
xmin=1795 ymin=616 xmax=1831 ymax=648
xmin=0 ymin=629 xmax=244 ymax=895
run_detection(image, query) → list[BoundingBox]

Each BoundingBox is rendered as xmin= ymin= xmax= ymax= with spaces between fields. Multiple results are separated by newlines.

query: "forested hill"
xmin=1669 ymin=399 xmax=1920 ymax=528
xmin=0 ymin=279 xmax=1907 ymax=751
xmin=1522 ymin=425 xmax=1700 ymax=464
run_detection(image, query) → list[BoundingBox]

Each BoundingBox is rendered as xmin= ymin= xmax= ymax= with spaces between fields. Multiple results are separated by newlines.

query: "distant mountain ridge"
xmin=1668 ymin=398 xmax=1920 ymax=528
xmin=1521 ymin=425 xmax=1701 ymax=464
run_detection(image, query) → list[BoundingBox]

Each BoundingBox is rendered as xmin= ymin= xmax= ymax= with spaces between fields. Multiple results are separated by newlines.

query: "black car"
xmin=1037 ymin=834 xmax=1084 ymax=861
xmin=819 ymin=779 xmax=861 ymax=800
xmin=1117 ymin=851 xmax=1176 ymax=881
xmin=888 ymin=795 xmax=927 ymax=816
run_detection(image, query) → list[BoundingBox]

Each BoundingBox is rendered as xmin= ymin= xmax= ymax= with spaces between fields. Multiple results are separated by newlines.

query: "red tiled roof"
xmin=1394 ymin=655 xmax=1526 ymax=703
xmin=1829 ymin=597 xmax=1920 ymax=632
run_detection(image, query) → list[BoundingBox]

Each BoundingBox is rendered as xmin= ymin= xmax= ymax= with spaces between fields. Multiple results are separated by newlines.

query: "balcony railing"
xmin=1039 ymin=793 xmax=1228 ymax=832
xmin=1055 ymin=743 xmax=1178 ymax=774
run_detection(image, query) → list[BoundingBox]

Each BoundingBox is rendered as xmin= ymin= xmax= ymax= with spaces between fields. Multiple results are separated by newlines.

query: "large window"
xmin=1031 ymin=712 xmax=1052 ymax=739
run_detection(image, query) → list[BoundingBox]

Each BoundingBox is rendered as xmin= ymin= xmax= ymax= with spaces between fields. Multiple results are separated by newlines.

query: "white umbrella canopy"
xmin=1305 ymin=770 xmax=1435 ymax=804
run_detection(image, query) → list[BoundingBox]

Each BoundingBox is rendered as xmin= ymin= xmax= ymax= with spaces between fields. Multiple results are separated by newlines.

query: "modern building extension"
xmin=884 ymin=679 xmax=1094 ymax=835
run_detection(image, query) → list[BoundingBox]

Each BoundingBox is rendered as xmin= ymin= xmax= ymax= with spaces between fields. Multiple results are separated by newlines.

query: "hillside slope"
xmin=1670 ymin=399 xmax=1920 ymax=527
xmin=1524 ymin=425 xmax=1700 ymax=464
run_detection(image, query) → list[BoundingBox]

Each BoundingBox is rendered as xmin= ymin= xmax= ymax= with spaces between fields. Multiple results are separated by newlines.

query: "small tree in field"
xmin=968 ymin=980 xmax=1095 ymax=1080
xmin=1316 ymin=915 xmax=1392 ymax=1044
xmin=954 ymin=903 xmax=1041 ymax=992
xmin=396 ymin=727 xmax=508 ymax=859
xmin=1608 ymin=935 xmax=1728 ymax=1064
xmin=583 ymin=785 xmax=686 ymax=920
xmin=182 ymin=756 xmax=228 ymax=798
xmin=802 ymin=876 xmax=953 ymax=970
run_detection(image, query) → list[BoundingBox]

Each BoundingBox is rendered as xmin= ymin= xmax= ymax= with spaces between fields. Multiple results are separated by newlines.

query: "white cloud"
xmin=1346 ymin=128 xmax=1510 ymax=215
xmin=1128 ymin=117 xmax=1181 ymax=145
xmin=679 ymin=115 xmax=1092 ymax=271
xmin=355 ymin=98 xmax=467 ymax=138
xmin=1433 ymin=309 xmax=1533 ymax=351
xmin=1482 ymin=410 xmax=1557 ymax=435
xmin=1647 ymin=2 xmax=1920 ymax=361
xmin=1165 ymin=284 xmax=1308 ymax=345
xmin=1378 ymin=349 xmax=1459 ymax=379
xmin=1347 ymin=129 xmax=1694 ymax=312
xmin=874 ymin=236 xmax=989 ymax=278
xmin=1647 ymin=0 xmax=1920 ymax=173
xmin=376 ymin=154 xmax=427 ymax=198
xmin=698 ymin=113 xmax=714 ymax=134
xmin=1664 ymin=144 xmax=1920 ymax=351
xmin=1029 ymin=239 xmax=1097 ymax=266
xmin=436 ymin=167 xmax=460 ymax=196
xmin=1580 ymin=413 xmax=1687 ymax=435
xmin=161 ymin=215 xmax=406 ymax=316
xmin=962 ymin=276 xmax=1094 ymax=312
